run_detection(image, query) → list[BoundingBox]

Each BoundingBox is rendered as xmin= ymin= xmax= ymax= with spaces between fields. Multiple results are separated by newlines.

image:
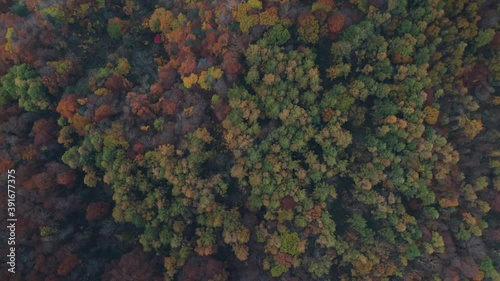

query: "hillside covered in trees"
xmin=0 ymin=0 xmax=499 ymax=280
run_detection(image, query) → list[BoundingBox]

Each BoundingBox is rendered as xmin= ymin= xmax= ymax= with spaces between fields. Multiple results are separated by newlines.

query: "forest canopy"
xmin=0 ymin=0 xmax=499 ymax=280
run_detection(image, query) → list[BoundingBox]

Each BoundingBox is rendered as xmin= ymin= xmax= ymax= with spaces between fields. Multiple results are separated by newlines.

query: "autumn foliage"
xmin=57 ymin=94 xmax=80 ymax=119
xmin=1 ymin=1 xmax=499 ymax=281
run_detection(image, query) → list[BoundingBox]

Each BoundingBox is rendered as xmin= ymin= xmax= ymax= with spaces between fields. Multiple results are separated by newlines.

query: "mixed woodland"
xmin=0 ymin=0 xmax=499 ymax=280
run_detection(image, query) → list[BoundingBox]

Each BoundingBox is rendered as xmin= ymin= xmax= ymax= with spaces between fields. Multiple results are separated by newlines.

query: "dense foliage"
xmin=0 ymin=0 xmax=499 ymax=280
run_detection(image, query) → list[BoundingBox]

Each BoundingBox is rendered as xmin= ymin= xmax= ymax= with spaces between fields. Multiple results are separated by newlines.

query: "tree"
xmin=279 ymin=230 xmax=303 ymax=256
xmin=298 ymin=13 xmax=320 ymax=44
xmin=258 ymin=7 xmax=279 ymax=27
xmin=57 ymin=94 xmax=80 ymax=119
xmin=25 ymin=172 xmax=56 ymax=191
xmin=56 ymin=170 xmax=77 ymax=188
xmin=0 ymin=64 xmax=50 ymax=111
xmin=105 ymin=74 xmax=132 ymax=93
xmin=178 ymin=49 xmax=196 ymax=77
xmin=182 ymin=73 xmax=198 ymax=89
xmin=222 ymin=51 xmax=242 ymax=75
xmin=160 ymin=100 xmax=177 ymax=116
xmin=328 ymin=12 xmax=346 ymax=34
xmin=248 ymin=0 xmax=263 ymax=9
xmin=480 ymin=258 xmax=500 ymax=280
xmin=127 ymin=92 xmax=156 ymax=119
xmin=107 ymin=18 xmax=125 ymax=40
xmin=177 ymin=256 xmax=226 ymax=281
xmin=0 ymin=159 xmax=15 ymax=173
xmin=32 ymin=118 xmax=58 ymax=146
xmin=86 ymin=202 xmax=110 ymax=222
xmin=57 ymin=253 xmax=81 ymax=276
xmin=102 ymin=248 xmax=163 ymax=281
xmin=94 ymin=105 xmax=115 ymax=122
xmin=71 ymin=113 xmax=90 ymax=135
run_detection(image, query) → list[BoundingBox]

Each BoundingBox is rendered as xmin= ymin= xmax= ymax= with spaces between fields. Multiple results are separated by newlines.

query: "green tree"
xmin=265 ymin=24 xmax=291 ymax=46
xmin=0 ymin=64 xmax=50 ymax=111
xmin=61 ymin=147 xmax=81 ymax=169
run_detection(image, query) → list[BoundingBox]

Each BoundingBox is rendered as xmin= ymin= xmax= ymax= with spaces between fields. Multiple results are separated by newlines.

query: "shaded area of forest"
xmin=0 ymin=0 xmax=499 ymax=280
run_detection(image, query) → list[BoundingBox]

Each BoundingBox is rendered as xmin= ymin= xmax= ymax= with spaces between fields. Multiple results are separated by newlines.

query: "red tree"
xmin=208 ymin=32 xmax=230 ymax=56
xmin=57 ymin=253 xmax=81 ymax=276
xmin=178 ymin=256 xmax=226 ymax=281
xmin=280 ymin=195 xmax=297 ymax=211
xmin=105 ymin=74 xmax=132 ymax=93
xmin=211 ymin=101 xmax=231 ymax=121
xmin=25 ymin=172 xmax=56 ymax=191
xmin=86 ymin=202 xmax=110 ymax=222
xmin=127 ymin=92 xmax=156 ymax=119
xmin=160 ymin=100 xmax=177 ymax=116
xmin=101 ymin=247 xmax=163 ymax=281
xmin=158 ymin=65 xmax=178 ymax=89
xmin=150 ymin=82 xmax=164 ymax=96
xmin=56 ymin=171 xmax=77 ymax=188
xmin=490 ymin=31 xmax=500 ymax=49
xmin=0 ymin=159 xmax=14 ymax=173
xmin=222 ymin=51 xmax=242 ymax=75
xmin=32 ymin=119 xmax=58 ymax=146
xmin=328 ymin=12 xmax=346 ymax=34
xmin=94 ymin=105 xmax=115 ymax=122
xmin=178 ymin=49 xmax=197 ymax=76
xmin=57 ymin=94 xmax=80 ymax=119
